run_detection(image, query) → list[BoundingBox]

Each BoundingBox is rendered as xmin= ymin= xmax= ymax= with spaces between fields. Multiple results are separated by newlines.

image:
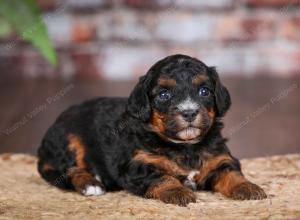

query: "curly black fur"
xmin=37 ymin=54 xmax=266 ymax=206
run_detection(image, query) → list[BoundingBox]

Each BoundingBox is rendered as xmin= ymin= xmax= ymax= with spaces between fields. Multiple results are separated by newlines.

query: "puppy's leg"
xmin=212 ymin=170 xmax=267 ymax=200
xmin=126 ymin=150 xmax=196 ymax=206
xmin=122 ymin=159 xmax=196 ymax=206
xmin=194 ymin=154 xmax=267 ymax=200
xmin=145 ymin=175 xmax=196 ymax=206
xmin=68 ymin=167 xmax=105 ymax=196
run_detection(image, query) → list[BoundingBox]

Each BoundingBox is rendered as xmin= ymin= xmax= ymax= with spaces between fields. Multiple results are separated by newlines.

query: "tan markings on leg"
xmin=133 ymin=150 xmax=189 ymax=177
xmin=68 ymin=134 xmax=87 ymax=169
xmin=229 ymin=180 xmax=267 ymax=200
xmin=67 ymin=167 xmax=100 ymax=192
xmin=192 ymin=74 xmax=208 ymax=85
xmin=145 ymin=175 xmax=182 ymax=199
xmin=150 ymin=111 xmax=167 ymax=134
xmin=158 ymin=77 xmax=176 ymax=87
xmin=145 ymin=175 xmax=196 ymax=206
xmin=43 ymin=163 xmax=54 ymax=172
xmin=194 ymin=154 xmax=233 ymax=184
xmin=213 ymin=171 xmax=247 ymax=197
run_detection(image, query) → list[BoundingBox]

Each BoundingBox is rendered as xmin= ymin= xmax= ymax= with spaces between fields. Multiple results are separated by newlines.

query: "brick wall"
xmin=1 ymin=0 xmax=300 ymax=80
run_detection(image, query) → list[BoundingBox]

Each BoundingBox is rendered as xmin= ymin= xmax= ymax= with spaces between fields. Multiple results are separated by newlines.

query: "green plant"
xmin=0 ymin=0 xmax=57 ymax=65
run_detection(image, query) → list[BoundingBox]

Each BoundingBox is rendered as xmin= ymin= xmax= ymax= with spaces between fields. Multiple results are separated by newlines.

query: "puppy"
xmin=37 ymin=54 xmax=267 ymax=206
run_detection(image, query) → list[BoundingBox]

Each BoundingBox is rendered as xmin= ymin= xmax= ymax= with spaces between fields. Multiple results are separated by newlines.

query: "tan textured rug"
xmin=0 ymin=153 xmax=299 ymax=220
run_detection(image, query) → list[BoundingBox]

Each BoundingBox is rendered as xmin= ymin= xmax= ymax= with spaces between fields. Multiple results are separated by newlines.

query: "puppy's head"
xmin=127 ymin=54 xmax=231 ymax=143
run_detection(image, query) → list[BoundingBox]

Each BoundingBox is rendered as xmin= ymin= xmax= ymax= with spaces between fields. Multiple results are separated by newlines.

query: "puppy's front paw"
xmin=82 ymin=185 xmax=106 ymax=196
xmin=231 ymin=182 xmax=267 ymax=200
xmin=159 ymin=187 xmax=196 ymax=206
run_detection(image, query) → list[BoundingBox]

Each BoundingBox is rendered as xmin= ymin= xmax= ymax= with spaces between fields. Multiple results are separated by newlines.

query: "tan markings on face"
xmin=68 ymin=134 xmax=87 ymax=169
xmin=192 ymin=74 xmax=208 ymax=85
xmin=42 ymin=163 xmax=54 ymax=172
xmin=208 ymin=108 xmax=215 ymax=121
xmin=150 ymin=110 xmax=167 ymax=134
xmin=133 ymin=150 xmax=189 ymax=176
xmin=158 ymin=77 xmax=176 ymax=87
xmin=193 ymin=154 xmax=233 ymax=184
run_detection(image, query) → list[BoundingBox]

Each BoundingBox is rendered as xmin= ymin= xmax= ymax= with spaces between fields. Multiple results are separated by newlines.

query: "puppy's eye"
xmin=158 ymin=89 xmax=171 ymax=101
xmin=199 ymin=87 xmax=210 ymax=97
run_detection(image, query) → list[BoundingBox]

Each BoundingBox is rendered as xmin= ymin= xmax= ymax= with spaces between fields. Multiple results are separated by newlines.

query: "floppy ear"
xmin=209 ymin=67 xmax=231 ymax=117
xmin=126 ymin=75 xmax=151 ymax=122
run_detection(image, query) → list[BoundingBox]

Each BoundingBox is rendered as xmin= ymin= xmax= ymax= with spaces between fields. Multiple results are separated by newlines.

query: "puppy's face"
xmin=127 ymin=54 xmax=231 ymax=144
xmin=150 ymin=71 xmax=214 ymax=143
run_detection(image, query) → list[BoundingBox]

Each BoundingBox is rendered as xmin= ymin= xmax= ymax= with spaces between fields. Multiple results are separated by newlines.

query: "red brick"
xmin=197 ymin=46 xmax=300 ymax=76
xmin=197 ymin=48 xmax=245 ymax=75
xmin=95 ymin=11 xmax=152 ymax=42
xmin=65 ymin=0 xmax=111 ymax=10
xmin=154 ymin=13 xmax=217 ymax=43
xmin=173 ymin=0 xmax=236 ymax=10
xmin=0 ymin=53 xmax=25 ymax=79
xmin=216 ymin=15 xmax=276 ymax=42
xmin=22 ymin=50 xmax=56 ymax=78
xmin=37 ymin=0 xmax=58 ymax=11
xmin=71 ymin=50 xmax=102 ymax=78
xmin=55 ymin=50 xmax=76 ymax=79
xmin=124 ymin=0 xmax=236 ymax=10
xmin=123 ymin=0 xmax=173 ymax=9
xmin=72 ymin=19 xmax=96 ymax=43
xmin=280 ymin=16 xmax=300 ymax=41
xmin=245 ymin=0 xmax=300 ymax=8
xmin=243 ymin=48 xmax=300 ymax=76
xmin=44 ymin=14 xmax=72 ymax=45
xmin=1 ymin=0 xmax=300 ymax=80
xmin=99 ymin=44 xmax=166 ymax=80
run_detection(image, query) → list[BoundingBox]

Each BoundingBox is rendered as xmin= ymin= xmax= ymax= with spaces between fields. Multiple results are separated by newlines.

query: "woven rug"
xmin=0 ymin=153 xmax=299 ymax=220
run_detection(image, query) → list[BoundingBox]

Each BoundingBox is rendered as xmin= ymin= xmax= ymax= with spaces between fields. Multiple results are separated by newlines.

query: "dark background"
xmin=0 ymin=0 xmax=300 ymax=158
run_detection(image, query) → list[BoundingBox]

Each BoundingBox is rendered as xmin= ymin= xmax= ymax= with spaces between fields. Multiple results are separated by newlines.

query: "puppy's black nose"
xmin=181 ymin=109 xmax=198 ymax=122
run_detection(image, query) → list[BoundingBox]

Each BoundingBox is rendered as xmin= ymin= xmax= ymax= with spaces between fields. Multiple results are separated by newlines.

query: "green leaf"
xmin=0 ymin=0 xmax=57 ymax=66
xmin=0 ymin=19 xmax=12 ymax=37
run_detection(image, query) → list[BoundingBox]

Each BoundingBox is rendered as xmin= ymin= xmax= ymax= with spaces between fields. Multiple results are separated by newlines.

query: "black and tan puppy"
xmin=38 ymin=54 xmax=267 ymax=206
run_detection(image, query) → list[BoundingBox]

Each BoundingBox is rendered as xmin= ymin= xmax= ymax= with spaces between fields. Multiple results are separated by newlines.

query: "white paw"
xmin=82 ymin=185 xmax=105 ymax=196
xmin=95 ymin=175 xmax=102 ymax=182
xmin=184 ymin=179 xmax=197 ymax=191
xmin=184 ymin=170 xmax=200 ymax=191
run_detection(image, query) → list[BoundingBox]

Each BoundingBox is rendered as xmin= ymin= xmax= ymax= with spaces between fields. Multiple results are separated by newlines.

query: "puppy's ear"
xmin=126 ymin=75 xmax=151 ymax=122
xmin=209 ymin=67 xmax=231 ymax=117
